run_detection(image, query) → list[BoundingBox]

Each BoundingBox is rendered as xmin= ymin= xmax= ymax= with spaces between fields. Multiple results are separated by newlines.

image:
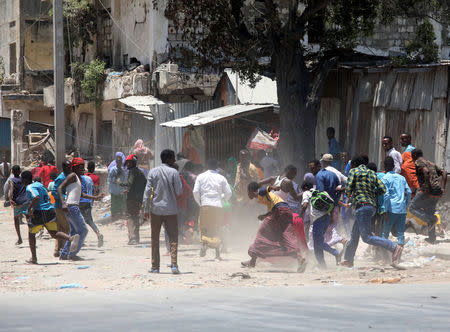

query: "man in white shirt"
xmin=382 ymin=136 xmax=402 ymax=174
xmin=0 ymin=156 xmax=11 ymax=198
xmin=193 ymin=159 xmax=232 ymax=260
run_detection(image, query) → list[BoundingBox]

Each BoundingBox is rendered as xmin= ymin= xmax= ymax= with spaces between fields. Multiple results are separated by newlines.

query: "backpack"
xmin=310 ymin=190 xmax=334 ymax=213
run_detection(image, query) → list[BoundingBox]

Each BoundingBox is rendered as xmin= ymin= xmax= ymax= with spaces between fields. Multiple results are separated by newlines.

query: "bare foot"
xmin=15 ymin=239 xmax=23 ymax=245
xmin=26 ymin=258 xmax=37 ymax=265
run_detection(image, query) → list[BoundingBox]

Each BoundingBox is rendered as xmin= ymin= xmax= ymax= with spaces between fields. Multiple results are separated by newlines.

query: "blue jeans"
xmin=313 ymin=214 xmax=338 ymax=267
xmin=344 ymin=205 xmax=397 ymax=263
xmin=382 ymin=213 xmax=406 ymax=245
xmin=60 ymin=205 xmax=88 ymax=257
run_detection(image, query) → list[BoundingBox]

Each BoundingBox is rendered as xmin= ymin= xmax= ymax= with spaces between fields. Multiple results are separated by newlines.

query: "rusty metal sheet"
xmin=433 ymin=67 xmax=448 ymax=99
xmin=409 ymin=71 xmax=434 ymax=111
xmin=315 ymin=98 xmax=341 ymax=158
xmin=373 ymin=72 xmax=396 ymax=108
xmin=389 ymin=72 xmax=416 ymax=111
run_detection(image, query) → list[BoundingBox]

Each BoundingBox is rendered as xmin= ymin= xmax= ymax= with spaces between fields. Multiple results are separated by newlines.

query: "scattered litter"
xmin=429 ymin=256 xmax=436 ymax=261
xmin=230 ymin=272 xmax=251 ymax=279
xmin=1 ymin=260 xmax=18 ymax=263
xmin=431 ymin=296 xmax=438 ymax=299
xmin=369 ymin=267 xmax=385 ymax=273
xmin=103 ymin=213 xmax=111 ymax=218
xmin=101 ymin=195 xmax=111 ymax=203
xmin=332 ymin=281 xmax=343 ymax=286
xmin=369 ymin=277 xmax=401 ymax=284
xmin=76 ymin=265 xmax=91 ymax=270
xmin=141 ymin=244 xmax=147 ymax=248
xmin=59 ymin=283 xmax=83 ymax=289
xmin=0 ymin=211 xmax=7 ymax=214
xmin=407 ymin=240 xmax=416 ymax=248
xmin=16 ymin=276 xmax=29 ymax=280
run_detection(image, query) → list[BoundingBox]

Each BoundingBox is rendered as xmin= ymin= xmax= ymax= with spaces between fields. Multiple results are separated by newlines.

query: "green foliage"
xmin=79 ymin=59 xmax=106 ymax=102
xmin=405 ymin=20 xmax=439 ymax=63
xmin=51 ymin=0 xmax=97 ymax=63
xmin=164 ymin=0 xmax=446 ymax=82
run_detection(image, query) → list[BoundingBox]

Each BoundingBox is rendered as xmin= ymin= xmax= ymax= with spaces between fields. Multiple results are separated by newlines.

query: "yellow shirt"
xmin=257 ymin=186 xmax=285 ymax=211
xmin=234 ymin=162 xmax=260 ymax=202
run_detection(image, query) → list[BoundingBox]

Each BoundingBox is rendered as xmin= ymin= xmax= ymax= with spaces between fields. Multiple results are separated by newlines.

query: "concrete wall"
xmin=108 ymin=0 xmax=168 ymax=70
xmin=0 ymin=0 xmax=20 ymax=78
xmin=359 ymin=17 xmax=450 ymax=60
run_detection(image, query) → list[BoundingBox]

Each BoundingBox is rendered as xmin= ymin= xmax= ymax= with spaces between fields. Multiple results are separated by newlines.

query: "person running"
xmin=80 ymin=173 xmax=104 ymax=247
xmin=300 ymin=182 xmax=341 ymax=268
xmin=382 ymin=136 xmax=402 ymax=174
xmin=21 ymin=171 xmax=79 ymax=264
xmin=47 ymin=172 xmax=58 ymax=192
xmin=51 ymin=161 xmax=72 ymax=257
xmin=259 ymin=165 xmax=302 ymax=212
xmin=193 ymin=159 xmax=232 ymax=260
xmin=341 ymin=156 xmax=404 ymax=268
xmin=85 ymin=161 xmax=100 ymax=195
xmin=108 ymin=152 xmax=127 ymax=221
xmin=381 ymin=157 xmax=411 ymax=246
xmin=58 ymin=158 xmax=103 ymax=260
xmin=408 ymin=149 xmax=447 ymax=244
xmin=143 ymin=149 xmax=183 ymax=274
xmin=316 ymin=155 xmax=347 ymax=251
xmin=123 ymin=154 xmax=147 ymax=245
xmin=9 ymin=165 xmax=29 ymax=245
xmin=242 ymin=182 xmax=306 ymax=273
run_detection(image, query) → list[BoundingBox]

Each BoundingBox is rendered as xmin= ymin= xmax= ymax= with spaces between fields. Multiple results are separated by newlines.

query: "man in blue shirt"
xmin=327 ymin=127 xmax=341 ymax=170
xmin=22 ymin=171 xmax=79 ymax=264
xmin=314 ymin=161 xmax=344 ymax=266
xmin=51 ymin=161 xmax=72 ymax=257
xmin=80 ymin=174 xmax=104 ymax=247
xmin=381 ymin=157 xmax=412 ymax=246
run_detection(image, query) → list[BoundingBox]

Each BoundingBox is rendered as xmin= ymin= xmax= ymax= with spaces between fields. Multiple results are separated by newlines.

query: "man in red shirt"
xmin=85 ymin=161 xmax=100 ymax=195
xmin=39 ymin=163 xmax=58 ymax=188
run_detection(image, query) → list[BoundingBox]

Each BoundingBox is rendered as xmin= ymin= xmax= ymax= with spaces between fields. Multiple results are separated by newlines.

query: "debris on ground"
xmin=59 ymin=283 xmax=83 ymax=289
xmin=230 ymin=272 xmax=251 ymax=279
xmin=369 ymin=277 xmax=401 ymax=284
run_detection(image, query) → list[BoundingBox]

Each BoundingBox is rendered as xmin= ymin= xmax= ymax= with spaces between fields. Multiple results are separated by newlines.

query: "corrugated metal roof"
xmin=225 ymin=69 xmax=278 ymax=104
xmin=160 ymin=103 xmax=276 ymax=128
xmin=119 ymin=95 xmax=165 ymax=112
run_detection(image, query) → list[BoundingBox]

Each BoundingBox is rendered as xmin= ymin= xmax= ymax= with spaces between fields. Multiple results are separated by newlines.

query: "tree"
xmin=160 ymin=0 xmax=447 ymax=173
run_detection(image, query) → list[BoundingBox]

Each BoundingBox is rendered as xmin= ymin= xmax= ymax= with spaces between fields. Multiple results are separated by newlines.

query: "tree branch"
xmin=298 ymin=0 xmax=330 ymax=25
xmin=306 ymin=56 xmax=338 ymax=112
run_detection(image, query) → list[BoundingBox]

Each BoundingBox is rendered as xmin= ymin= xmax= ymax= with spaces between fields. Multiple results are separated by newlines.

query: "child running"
xmin=9 ymin=165 xmax=29 ymax=245
xmin=21 ymin=171 xmax=79 ymax=264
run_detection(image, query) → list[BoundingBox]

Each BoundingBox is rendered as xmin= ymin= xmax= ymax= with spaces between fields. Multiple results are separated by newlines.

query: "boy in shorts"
xmin=9 ymin=165 xmax=29 ymax=245
xmin=21 ymin=171 xmax=79 ymax=264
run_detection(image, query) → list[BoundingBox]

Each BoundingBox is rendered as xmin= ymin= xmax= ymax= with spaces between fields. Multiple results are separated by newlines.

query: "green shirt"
xmin=346 ymin=165 xmax=386 ymax=207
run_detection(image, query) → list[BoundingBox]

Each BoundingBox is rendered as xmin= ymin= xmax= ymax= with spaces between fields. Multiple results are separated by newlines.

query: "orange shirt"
xmin=401 ymin=152 xmax=419 ymax=193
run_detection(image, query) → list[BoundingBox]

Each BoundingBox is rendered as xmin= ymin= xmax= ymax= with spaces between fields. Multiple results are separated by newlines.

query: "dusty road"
xmin=0 ymin=203 xmax=449 ymax=292
xmin=1 ymin=284 xmax=449 ymax=331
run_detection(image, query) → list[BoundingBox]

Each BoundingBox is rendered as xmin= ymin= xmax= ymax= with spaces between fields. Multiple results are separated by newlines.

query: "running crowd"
xmin=1 ymin=130 xmax=447 ymax=274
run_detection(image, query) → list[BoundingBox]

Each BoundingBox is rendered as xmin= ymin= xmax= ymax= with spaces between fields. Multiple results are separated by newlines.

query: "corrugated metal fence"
xmin=171 ymin=100 xmax=219 ymax=153
xmin=0 ymin=117 xmax=11 ymax=156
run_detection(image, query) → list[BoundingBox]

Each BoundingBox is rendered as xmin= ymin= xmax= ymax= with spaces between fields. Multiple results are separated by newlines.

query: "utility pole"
xmin=53 ymin=0 xmax=65 ymax=167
